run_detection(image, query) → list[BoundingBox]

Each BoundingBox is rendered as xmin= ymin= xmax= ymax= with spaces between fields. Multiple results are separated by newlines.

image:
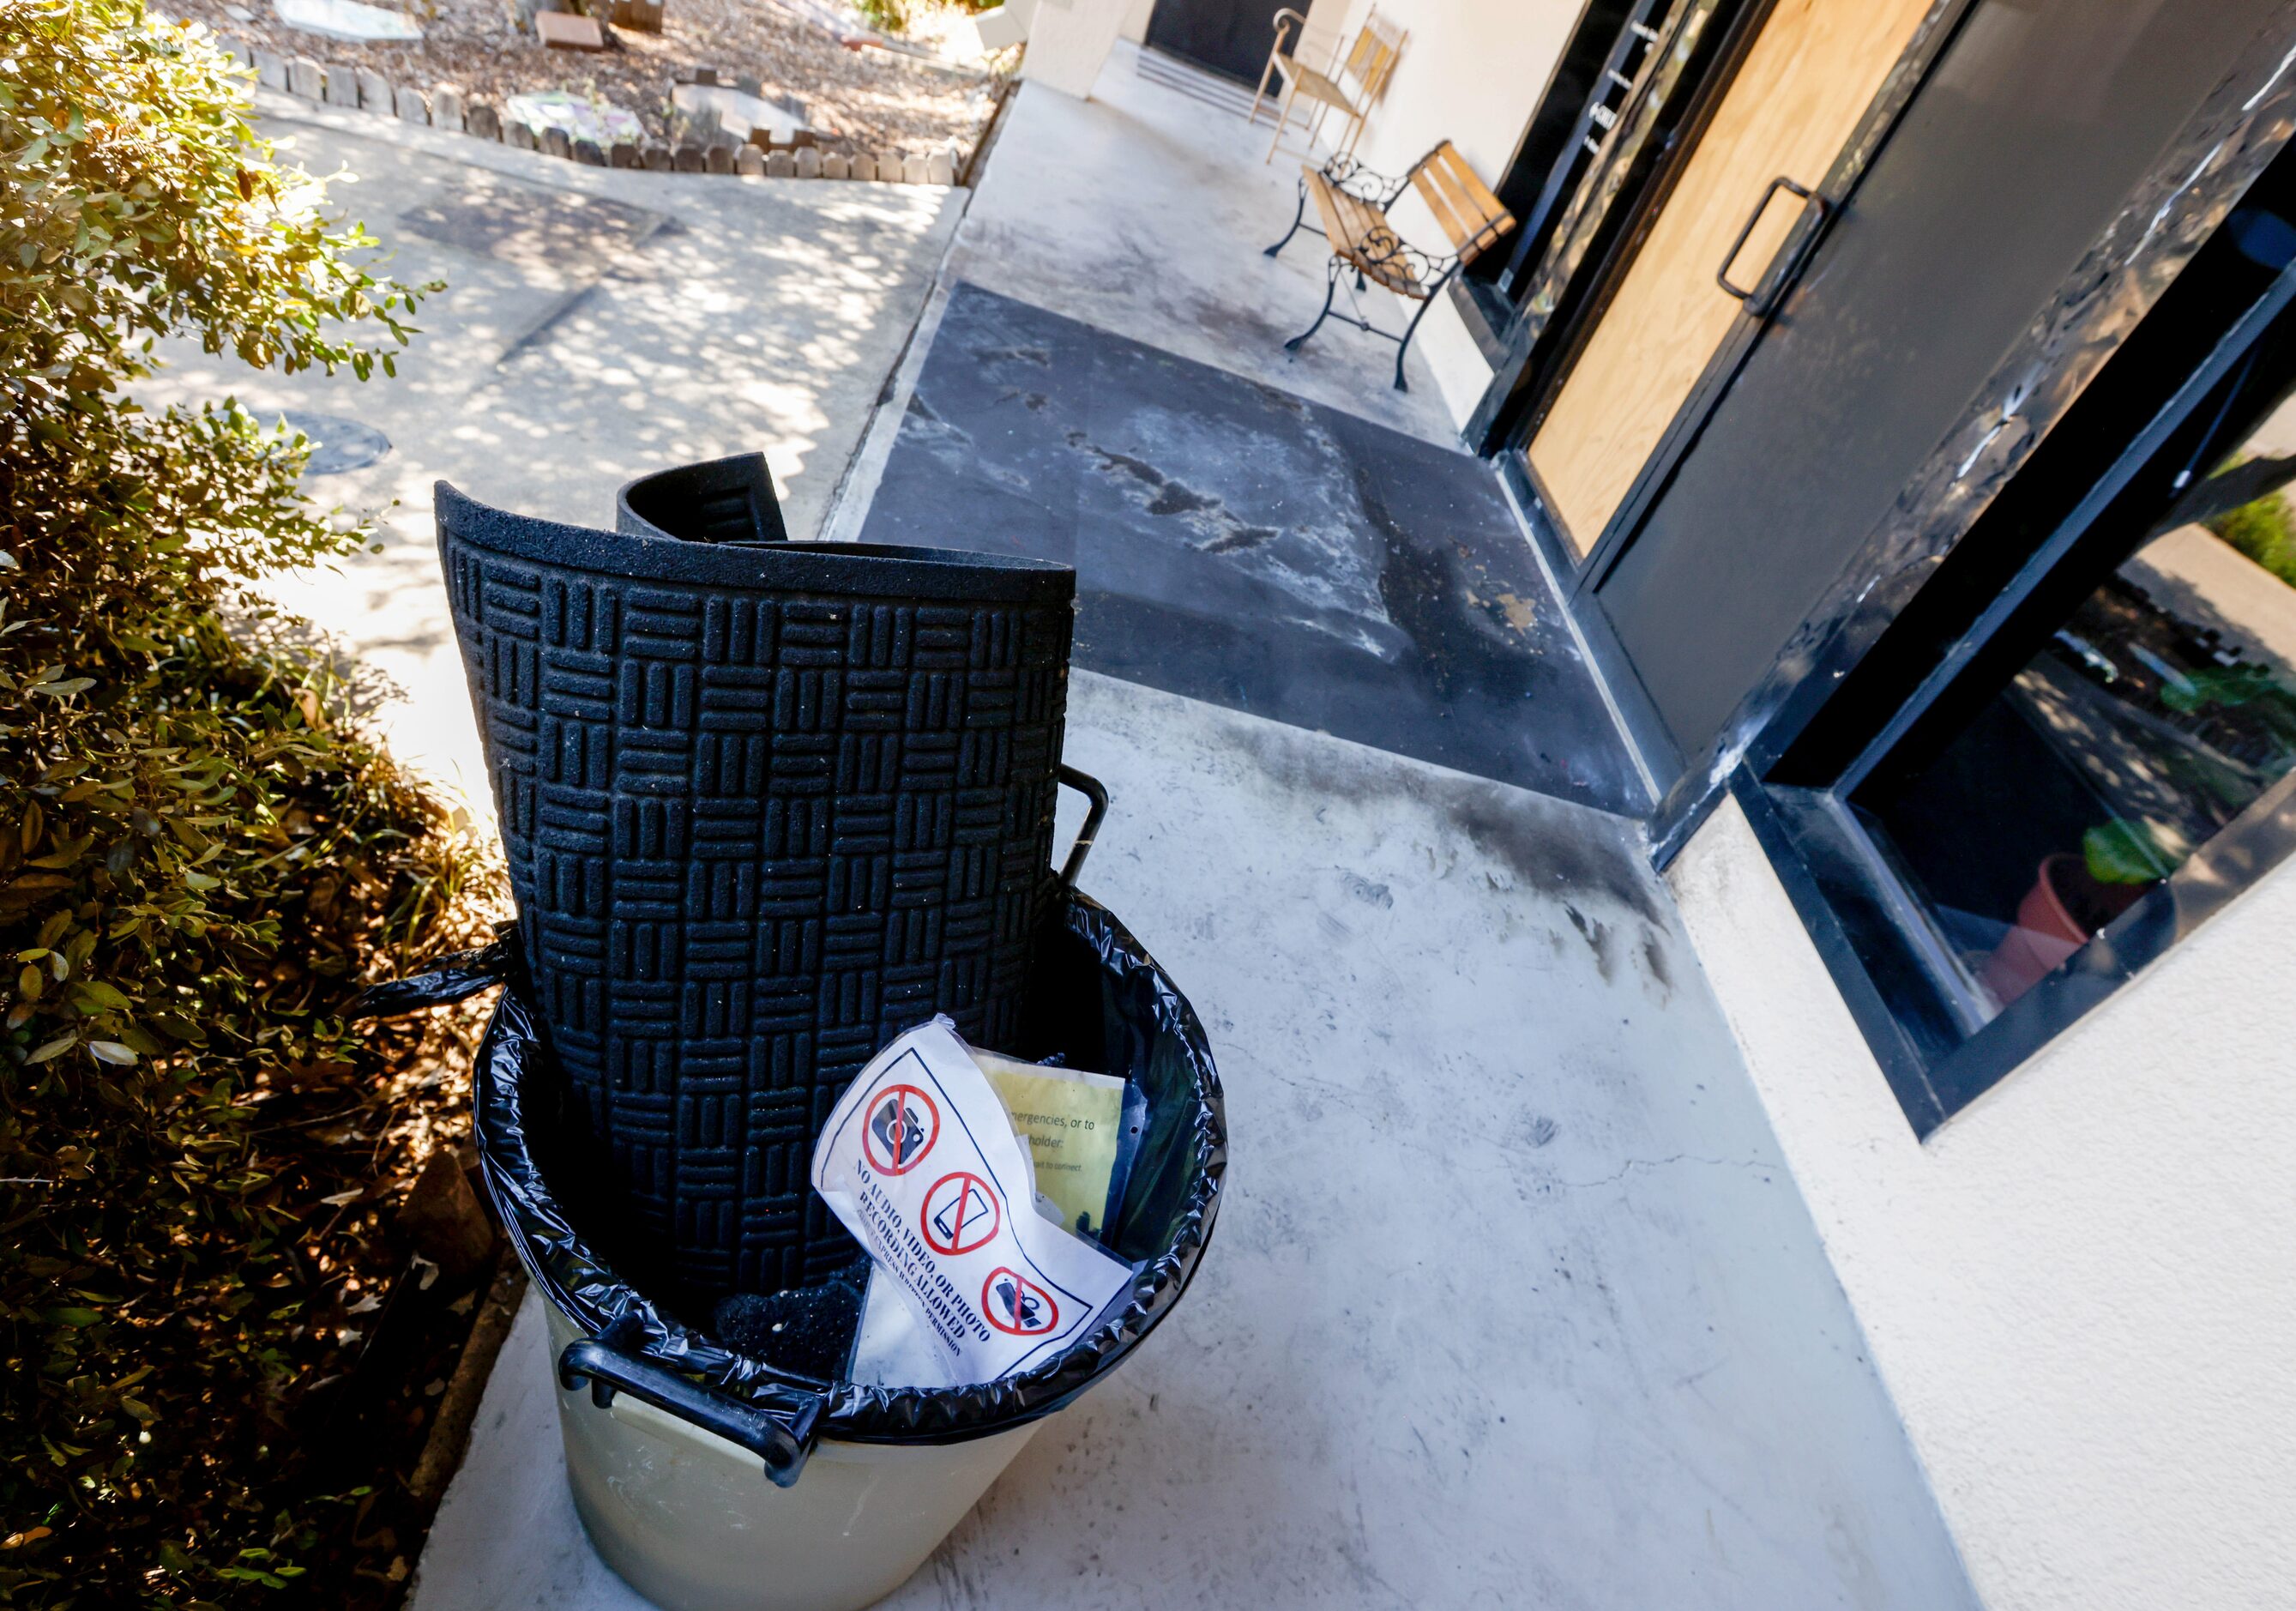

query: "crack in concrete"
xmin=1547 ymin=1153 xmax=1773 ymax=1192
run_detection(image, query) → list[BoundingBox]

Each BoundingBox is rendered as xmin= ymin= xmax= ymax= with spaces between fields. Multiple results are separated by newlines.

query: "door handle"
xmin=1716 ymin=175 xmax=1826 ymax=306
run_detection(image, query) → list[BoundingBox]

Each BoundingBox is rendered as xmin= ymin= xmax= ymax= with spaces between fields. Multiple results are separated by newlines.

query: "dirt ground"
xmin=173 ymin=0 xmax=1001 ymax=155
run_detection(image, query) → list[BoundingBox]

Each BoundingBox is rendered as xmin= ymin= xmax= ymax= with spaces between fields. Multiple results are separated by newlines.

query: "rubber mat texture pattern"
xmin=439 ymin=495 xmax=1076 ymax=1300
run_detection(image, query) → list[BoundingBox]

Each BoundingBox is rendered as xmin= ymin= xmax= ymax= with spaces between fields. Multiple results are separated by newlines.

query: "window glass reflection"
xmin=1855 ymin=408 xmax=2296 ymax=1020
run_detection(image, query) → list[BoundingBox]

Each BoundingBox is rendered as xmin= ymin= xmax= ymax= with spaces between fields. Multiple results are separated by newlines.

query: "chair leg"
xmin=1266 ymin=177 xmax=1310 ymax=258
xmin=1266 ymin=81 xmax=1301 ymax=164
xmin=1286 ymin=258 xmax=1342 ymax=355
xmin=1252 ymin=14 xmax=1305 ymax=127
xmin=1248 ymin=58 xmax=1278 ymax=126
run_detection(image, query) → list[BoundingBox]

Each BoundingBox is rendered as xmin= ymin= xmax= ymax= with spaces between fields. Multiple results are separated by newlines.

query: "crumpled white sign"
xmin=812 ymin=1018 xmax=1131 ymax=1383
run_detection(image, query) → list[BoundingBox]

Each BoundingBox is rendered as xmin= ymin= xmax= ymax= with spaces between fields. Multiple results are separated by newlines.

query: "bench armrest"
xmin=1319 ymin=152 xmax=1408 ymax=207
xmin=1354 ymin=232 xmax=1449 ymax=292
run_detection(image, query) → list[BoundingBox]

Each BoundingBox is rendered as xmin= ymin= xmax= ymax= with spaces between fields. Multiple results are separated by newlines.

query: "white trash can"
xmin=545 ymin=1300 xmax=1049 ymax=1611
xmin=445 ymin=892 xmax=1224 ymax=1611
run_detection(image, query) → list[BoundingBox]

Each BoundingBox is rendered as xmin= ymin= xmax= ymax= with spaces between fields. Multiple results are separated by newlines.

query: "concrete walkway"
xmin=412 ymin=58 xmax=1978 ymax=1610
xmin=944 ymin=43 xmax=1460 ymax=446
xmin=140 ymin=93 xmax=963 ymax=807
xmin=414 ymin=672 xmax=1978 ymax=1610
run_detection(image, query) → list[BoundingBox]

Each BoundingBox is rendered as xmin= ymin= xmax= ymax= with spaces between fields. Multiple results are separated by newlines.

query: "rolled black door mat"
xmin=437 ymin=470 xmax=1076 ymax=1300
xmin=617 ymin=452 xmax=791 ymax=546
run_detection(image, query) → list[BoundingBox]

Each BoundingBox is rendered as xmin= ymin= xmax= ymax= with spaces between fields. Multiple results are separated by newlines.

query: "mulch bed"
xmin=3 ymin=871 xmax=524 ymax=1604
xmin=168 ymin=0 xmax=999 ymax=155
xmin=223 ymin=980 xmax=516 ymax=1600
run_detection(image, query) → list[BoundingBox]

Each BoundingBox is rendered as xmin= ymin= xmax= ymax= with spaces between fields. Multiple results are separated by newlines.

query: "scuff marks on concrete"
xmin=1640 ymin=930 xmax=1675 ymax=1000
xmin=1202 ymin=526 xmax=1276 ymax=555
xmin=1440 ymin=782 xmax=1664 ymax=927
xmin=1564 ymin=902 xmax=1618 ymax=983
xmin=1195 ymin=689 xmax=1706 ymax=1005
xmin=1208 ymin=689 xmax=1666 ymax=924
xmin=1102 ymin=397 xmax=1398 ymax=643
xmin=1061 ymin=426 xmax=1298 ymax=568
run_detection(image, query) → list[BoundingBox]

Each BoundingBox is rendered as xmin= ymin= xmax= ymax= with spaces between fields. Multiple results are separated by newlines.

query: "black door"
xmin=1144 ymin=0 xmax=1288 ymax=83
xmin=1578 ymin=0 xmax=2283 ymax=785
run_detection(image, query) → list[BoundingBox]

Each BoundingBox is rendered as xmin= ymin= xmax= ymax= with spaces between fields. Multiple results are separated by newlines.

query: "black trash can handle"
xmin=1057 ymin=766 xmax=1109 ymax=890
xmin=558 ymin=1338 xmax=826 ymax=1488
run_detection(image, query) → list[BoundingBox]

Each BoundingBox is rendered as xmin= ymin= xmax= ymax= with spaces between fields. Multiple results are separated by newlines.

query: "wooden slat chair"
xmin=1256 ymin=9 xmax=1404 ymax=166
xmin=1247 ymin=9 xmax=1317 ymax=129
xmin=1264 ymin=142 xmax=1516 ymax=392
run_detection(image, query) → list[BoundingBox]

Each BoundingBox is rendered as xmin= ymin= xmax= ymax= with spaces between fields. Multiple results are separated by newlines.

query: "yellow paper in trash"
xmin=972 ymin=1050 xmax=1125 ymax=1238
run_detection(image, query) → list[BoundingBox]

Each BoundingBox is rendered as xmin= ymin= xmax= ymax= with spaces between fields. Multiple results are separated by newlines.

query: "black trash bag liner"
xmin=359 ymin=890 xmax=1224 ymax=1445
xmin=340 ymin=926 xmax=521 ymax=1017
xmin=436 ymin=472 xmax=1077 ymax=1302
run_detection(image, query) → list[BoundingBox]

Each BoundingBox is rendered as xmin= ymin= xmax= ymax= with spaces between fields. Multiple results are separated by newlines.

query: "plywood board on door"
xmin=1528 ymin=0 xmax=1937 ymax=556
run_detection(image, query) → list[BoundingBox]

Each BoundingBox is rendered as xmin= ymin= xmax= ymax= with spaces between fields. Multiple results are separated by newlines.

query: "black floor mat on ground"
xmin=857 ymin=283 xmax=1642 ymax=816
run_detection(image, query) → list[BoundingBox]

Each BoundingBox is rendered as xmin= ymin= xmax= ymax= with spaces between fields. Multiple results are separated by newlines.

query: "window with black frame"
xmin=1856 ymin=389 xmax=2296 ymax=1023
xmin=1749 ymin=171 xmax=2296 ymax=1131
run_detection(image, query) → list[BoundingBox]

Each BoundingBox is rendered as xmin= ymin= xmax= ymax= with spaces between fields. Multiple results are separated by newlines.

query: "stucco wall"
xmin=1329 ymin=0 xmax=1570 ymax=212
xmin=1304 ymin=0 xmax=1581 ymax=431
xmin=1668 ymin=795 xmax=2296 ymax=1611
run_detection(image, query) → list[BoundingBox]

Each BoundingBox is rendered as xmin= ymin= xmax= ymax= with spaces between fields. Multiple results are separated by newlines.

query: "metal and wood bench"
xmin=1264 ymin=141 xmax=1516 ymax=393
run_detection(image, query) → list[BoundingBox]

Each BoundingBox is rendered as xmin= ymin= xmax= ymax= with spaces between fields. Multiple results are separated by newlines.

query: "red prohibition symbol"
xmin=920 ymin=1171 xmax=1000 ymax=1256
xmin=983 ymin=1267 xmax=1059 ymax=1336
xmin=863 ymin=1083 xmax=940 ymax=1175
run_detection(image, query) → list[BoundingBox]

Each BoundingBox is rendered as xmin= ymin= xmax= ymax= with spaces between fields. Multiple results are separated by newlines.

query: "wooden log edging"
xmin=405 ymin=1245 xmax=527 ymax=1506
xmin=190 ymin=21 xmax=979 ymax=187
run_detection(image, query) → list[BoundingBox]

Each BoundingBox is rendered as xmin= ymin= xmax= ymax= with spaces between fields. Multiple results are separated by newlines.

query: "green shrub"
xmin=2207 ymin=489 xmax=2296 ymax=588
xmin=2082 ymin=818 xmax=2185 ymax=885
xmin=0 ymin=3 xmax=479 ymax=1602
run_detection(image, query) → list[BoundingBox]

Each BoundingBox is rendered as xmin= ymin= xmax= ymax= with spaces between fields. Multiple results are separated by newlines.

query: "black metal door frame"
xmin=1467 ymin=0 xmax=1700 ymax=312
xmin=1488 ymin=0 xmax=1983 ymax=792
xmin=1467 ymin=0 xmax=1772 ymax=480
xmin=1630 ymin=0 xmax=2296 ymax=856
xmin=1740 ymin=184 xmax=2296 ymax=1131
xmin=1559 ymin=0 xmax=1980 ymax=593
